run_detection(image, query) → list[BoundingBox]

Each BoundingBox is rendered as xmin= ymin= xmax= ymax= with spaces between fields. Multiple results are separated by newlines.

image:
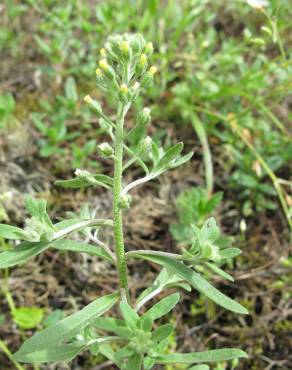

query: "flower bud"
xmin=120 ymin=84 xmax=128 ymax=94
xmin=100 ymin=48 xmax=106 ymax=57
xmin=133 ymin=82 xmax=140 ymax=90
xmin=118 ymin=194 xmax=132 ymax=209
xmin=139 ymin=136 xmax=152 ymax=151
xmin=98 ymin=59 xmax=115 ymax=81
xmin=136 ymin=107 xmax=151 ymax=127
xmin=135 ymin=53 xmax=148 ymax=75
xmin=84 ymin=95 xmax=93 ymax=104
xmin=140 ymin=54 xmax=147 ymax=66
xmin=200 ymin=241 xmax=221 ymax=262
xmin=96 ymin=68 xmax=103 ymax=78
xmin=99 ymin=59 xmax=109 ymax=71
xmin=149 ymin=66 xmax=158 ymax=75
xmin=84 ymin=95 xmax=102 ymax=116
xmin=119 ymin=84 xmax=130 ymax=103
xmin=97 ymin=142 xmax=114 ymax=158
xmin=144 ymin=42 xmax=154 ymax=56
xmin=75 ymin=169 xmax=98 ymax=185
xmin=119 ymin=41 xmax=130 ymax=53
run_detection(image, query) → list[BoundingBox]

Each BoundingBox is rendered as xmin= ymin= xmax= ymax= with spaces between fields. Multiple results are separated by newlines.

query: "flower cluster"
xmin=93 ymin=34 xmax=157 ymax=101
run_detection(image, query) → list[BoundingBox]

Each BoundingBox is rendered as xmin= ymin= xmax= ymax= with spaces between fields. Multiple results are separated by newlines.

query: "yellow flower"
xmin=100 ymin=48 xmax=106 ymax=57
xmin=99 ymin=59 xmax=109 ymax=70
xmin=140 ymin=54 xmax=147 ymax=66
xmin=120 ymin=84 xmax=129 ymax=94
xmin=95 ymin=68 xmax=103 ymax=77
xmin=119 ymin=41 xmax=130 ymax=53
xmin=149 ymin=66 xmax=157 ymax=75
xmin=84 ymin=95 xmax=92 ymax=104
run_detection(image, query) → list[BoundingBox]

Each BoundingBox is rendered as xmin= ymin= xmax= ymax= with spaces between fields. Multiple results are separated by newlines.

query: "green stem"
xmin=190 ymin=113 xmax=213 ymax=197
xmin=113 ymin=103 xmax=129 ymax=301
xmin=0 ymin=339 xmax=25 ymax=370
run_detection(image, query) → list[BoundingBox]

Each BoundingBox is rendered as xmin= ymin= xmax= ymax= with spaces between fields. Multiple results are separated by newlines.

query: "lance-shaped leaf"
xmin=52 ymin=239 xmax=113 ymax=262
xmin=25 ymin=196 xmax=55 ymax=232
xmin=14 ymin=343 xmax=86 ymax=363
xmin=152 ymin=348 xmax=248 ymax=364
xmin=13 ymin=293 xmax=119 ymax=363
xmin=169 ymin=151 xmax=194 ymax=170
xmin=0 ymin=240 xmax=53 ymax=269
xmin=93 ymin=317 xmax=132 ymax=339
xmin=152 ymin=324 xmax=173 ymax=343
xmin=134 ymin=254 xmax=248 ymax=315
xmin=219 ymin=248 xmax=241 ymax=260
xmin=142 ymin=293 xmax=180 ymax=323
xmin=0 ymin=224 xmax=27 ymax=240
xmin=120 ymin=301 xmax=140 ymax=330
xmin=128 ymin=353 xmax=143 ymax=370
xmin=0 ymin=219 xmax=112 ymax=268
xmin=204 ymin=262 xmax=234 ymax=282
xmin=55 ymin=174 xmax=113 ymax=190
xmin=152 ymin=143 xmax=183 ymax=173
xmin=137 ymin=268 xmax=190 ymax=305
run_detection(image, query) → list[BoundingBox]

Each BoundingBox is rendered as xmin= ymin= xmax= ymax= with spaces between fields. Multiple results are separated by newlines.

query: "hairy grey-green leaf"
xmin=0 ymin=241 xmax=52 ymax=268
xmin=0 ymin=224 xmax=27 ymax=240
xmin=13 ymin=293 xmax=119 ymax=362
xmin=13 ymin=344 xmax=85 ymax=363
xmin=152 ymin=348 xmax=248 ymax=364
xmin=142 ymin=293 xmax=180 ymax=322
xmin=135 ymin=254 xmax=248 ymax=315
xmin=219 ymin=248 xmax=241 ymax=259
xmin=52 ymin=239 xmax=113 ymax=261
xmin=55 ymin=174 xmax=113 ymax=189
xmin=204 ymin=262 xmax=234 ymax=282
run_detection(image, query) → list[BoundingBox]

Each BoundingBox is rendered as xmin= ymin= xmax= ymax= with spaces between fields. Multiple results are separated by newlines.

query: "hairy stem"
xmin=113 ymin=103 xmax=129 ymax=301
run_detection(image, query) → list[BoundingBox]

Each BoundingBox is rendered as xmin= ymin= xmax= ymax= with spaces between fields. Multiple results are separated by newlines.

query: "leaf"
xmin=201 ymin=217 xmax=220 ymax=243
xmin=0 ymin=240 xmax=52 ymax=269
xmin=0 ymin=224 xmax=26 ymax=240
xmin=0 ymin=314 xmax=5 ymax=326
xmin=152 ymin=348 xmax=248 ymax=364
xmin=12 ymin=307 xmax=45 ymax=330
xmin=65 ymin=77 xmax=78 ymax=102
xmin=152 ymin=324 xmax=173 ymax=343
xmin=52 ymin=239 xmax=113 ymax=261
xmin=13 ymin=293 xmax=119 ymax=362
xmin=14 ymin=344 xmax=85 ymax=363
xmin=150 ymin=141 xmax=160 ymax=164
xmin=154 ymin=143 xmax=183 ymax=172
xmin=25 ymin=196 xmax=54 ymax=231
xmin=93 ymin=317 xmax=132 ymax=339
xmin=204 ymin=262 xmax=234 ymax=282
xmin=187 ymin=365 xmax=210 ymax=370
xmin=135 ymin=254 xmax=248 ymax=315
xmin=169 ymin=151 xmax=194 ymax=169
xmin=43 ymin=310 xmax=64 ymax=328
xmin=137 ymin=268 xmax=190 ymax=305
xmin=99 ymin=343 xmax=123 ymax=368
xmin=219 ymin=248 xmax=241 ymax=259
xmin=55 ymin=174 xmax=113 ymax=190
xmin=142 ymin=293 xmax=180 ymax=323
xmin=128 ymin=353 xmax=143 ymax=370
xmin=119 ymin=301 xmax=140 ymax=330
xmin=34 ymin=35 xmax=52 ymax=54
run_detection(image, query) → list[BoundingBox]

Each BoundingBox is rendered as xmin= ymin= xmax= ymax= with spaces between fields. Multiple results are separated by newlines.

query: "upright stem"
xmin=113 ymin=103 xmax=129 ymax=301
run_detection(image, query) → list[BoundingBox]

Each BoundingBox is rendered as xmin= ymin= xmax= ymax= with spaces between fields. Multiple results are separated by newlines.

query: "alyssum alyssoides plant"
xmin=0 ymin=34 xmax=248 ymax=369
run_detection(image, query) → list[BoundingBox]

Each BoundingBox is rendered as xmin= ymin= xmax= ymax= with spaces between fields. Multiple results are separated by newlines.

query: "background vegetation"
xmin=0 ymin=0 xmax=291 ymax=369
